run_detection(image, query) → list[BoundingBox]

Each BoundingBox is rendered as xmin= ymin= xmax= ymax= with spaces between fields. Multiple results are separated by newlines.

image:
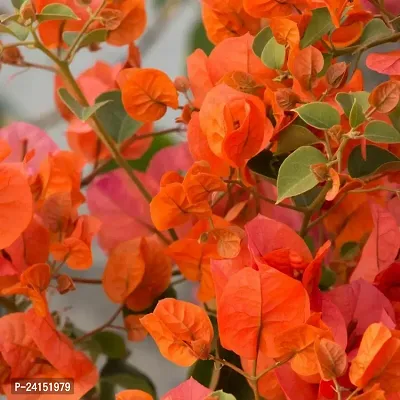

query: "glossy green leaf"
xmin=359 ymin=19 xmax=391 ymax=45
xmin=63 ymin=29 xmax=108 ymax=48
xmin=261 ymin=37 xmax=285 ymax=70
xmin=336 ymin=91 xmax=370 ymax=117
xmin=253 ymin=26 xmax=273 ymax=57
xmin=295 ymin=102 xmax=340 ymax=130
xmin=364 ymin=120 xmax=400 ymax=143
xmin=92 ymin=331 xmax=127 ymax=359
xmin=0 ymin=21 xmax=29 ymax=40
xmin=300 ymin=7 xmax=334 ymax=49
xmin=348 ymin=144 xmax=399 ymax=178
xmin=209 ymin=390 xmax=237 ymax=400
xmin=37 ymin=4 xmax=79 ymax=22
xmin=95 ymin=90 xmax=142 ymax=143
xmin=277 ymin=124 xmax=320 ymax=154
xmin=277 ymin=146 xmax=327 ymax=203
xmin=100 ymin=359 xmax=156 ymax=398
xmin=58 ymin=88 xmax=110 ymax=122
xmin=349 ymin=99 xmax=366 ymax=128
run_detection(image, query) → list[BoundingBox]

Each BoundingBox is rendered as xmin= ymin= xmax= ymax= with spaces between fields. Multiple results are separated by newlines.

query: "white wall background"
xmin=0 ymin=0 xmax=202 ymax=397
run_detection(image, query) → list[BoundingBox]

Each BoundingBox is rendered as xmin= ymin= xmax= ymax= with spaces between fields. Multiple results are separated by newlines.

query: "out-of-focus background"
xmin=0 ymin=0 xmax=213 ymax=397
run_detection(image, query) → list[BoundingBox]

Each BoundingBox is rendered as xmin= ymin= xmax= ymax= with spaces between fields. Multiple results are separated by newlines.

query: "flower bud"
xmin=327 ymin=124 xmax=343 ymax=144
xmin=56 ymin=274 xmax=76 ymax=295
xmin=174 ymin=76 xmax=190 ymax=93
xmin=198 ymin=232 xmax=209 ymax=244
xmin=20 ymin=0 xmax=36 ymax=22
xmin=310 ymin=163 xmax=329 ymax=182
xmin=0 ymin=45 xmax=23 ymax=65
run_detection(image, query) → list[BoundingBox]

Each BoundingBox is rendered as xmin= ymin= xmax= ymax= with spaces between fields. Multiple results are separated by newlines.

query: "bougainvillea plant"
xmin=0 ymin=0 xmax=400 ymax=398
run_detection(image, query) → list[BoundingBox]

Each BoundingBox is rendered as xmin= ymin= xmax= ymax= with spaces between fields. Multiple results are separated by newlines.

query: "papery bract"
xmin=140 ymin=299 xmax=214 ymax=367
xmin=161 ymin=377 xmax=211 ymax=400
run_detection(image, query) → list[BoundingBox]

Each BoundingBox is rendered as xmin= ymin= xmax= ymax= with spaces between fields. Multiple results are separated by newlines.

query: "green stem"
xmin=300 ymin=184 xmax=331 ymax=237
xmin=64 ymin=0 xmax=107 ymax=62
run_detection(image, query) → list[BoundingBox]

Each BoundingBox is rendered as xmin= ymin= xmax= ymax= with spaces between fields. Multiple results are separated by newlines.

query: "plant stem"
xmin=30 ymin=27 xmax=154 ymax=203
xmin=255 ymin=354 xmax=294 ymax=380
xmin=208 ymin=354 xmax=251 ymax=380
xmin=74 ymin=305 xmax=123 ymax=343
xmin=347 ymin=388 xmax=361 ymax=400
xmin=224 ymin=180 xmax=308 ymax=213
xmin=53 ymin=275 xmax=102 ymax=284
xmin=64 ymin=0 xmax=107 ymax=62
xmin=80 ymin=127 xmax=182 ymax=187
xmin=300 ymin=184 xmax=331 ymax=237
xmin=334 ymin=32 xmax=400 ymax=57
xmin=305 ymin=193 xmax=348 ymax=233
xmin=333 ymin=377 xmax=342 ymax=400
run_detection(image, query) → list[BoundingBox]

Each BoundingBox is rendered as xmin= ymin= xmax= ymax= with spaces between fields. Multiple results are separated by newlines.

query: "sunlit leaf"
xmin=58 ymin=88 xmax=110 ymax=122
xmin=295 ymin=102 xmax=340 ymax=130
xmin=37 ymin=4 xmax=79 ymax=22
xmin=300 ymin=7 xmax=334 ymax=48
xmin=364 ymin=120 xmax=400 ymax=143
xmin=277 ymin=146 xmax=327 ymax=203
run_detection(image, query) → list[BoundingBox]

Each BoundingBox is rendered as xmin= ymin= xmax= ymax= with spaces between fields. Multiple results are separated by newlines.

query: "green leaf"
xmin=63 ymin=29 xmax=108 ymax=48
xmin=95 ymin=90 xmax=142 ymax=144
xmin=188 ymin=359 xmax=214 ymax=388
xmin=364 ymin=120 xmax=400 ymax=143
xmin=188 ymin=19 xmax=214 ymax=56
xmin=11 ymin=0 xmax=25 ymax=9
xmin=247 ymin=150 xmax=288 ymax=182
xmin=336 ymin=91 xmax=370 ymax=117
xmin=293 ymin=186 xmax=322 ymax=208
xmin=348 ymin=144 xmax=399 ymax=178
xmin=318 ymin=53 xmax=333 ymax=78
xmin=359 ymin=19 xmax=391 ymax=45
xmin=277 ymin=124 xmax=320 ymax=154
xmin=99 ymin=134 xmax=177 ymax=175
xmin=277 ymin=146 xmax=327 ymax=203
xmin=349 ymin=99 xmax=366 ymax=128
xmin=294 ymin=102 xmax=340 ymax=130
xmin=209 ymin=390 xmax=237 ymax=400
xmin=319 ymin=267 xmax=336 ymax=291
xmin=252 ymin=26 xmax=273 ymax=57
xmin=389 ymin=103 xmax=400 ymax=131
xmin=340 ymin=241 xmax=361 ymax=261
xmin=91 ymin=331 xmax=127 ymax=359
xmin=0 ymin=21 xmax=29 ymax=40
xmin=37 ymin=4 xmax=79 ymax=22
xmin=261 ymin=37 xmax=285 ymax=70
xmin=100 ymin=359 xmax=156 ymax=398
xmin=58 ymin=88 xmax=110 ymax=122
xmin=300 ymin=7 xmax=334 ymax=49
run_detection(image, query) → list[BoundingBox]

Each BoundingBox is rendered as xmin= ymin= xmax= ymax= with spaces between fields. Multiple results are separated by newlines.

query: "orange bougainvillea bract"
xmin=0 ymin=0 xmax=400 ymax=398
